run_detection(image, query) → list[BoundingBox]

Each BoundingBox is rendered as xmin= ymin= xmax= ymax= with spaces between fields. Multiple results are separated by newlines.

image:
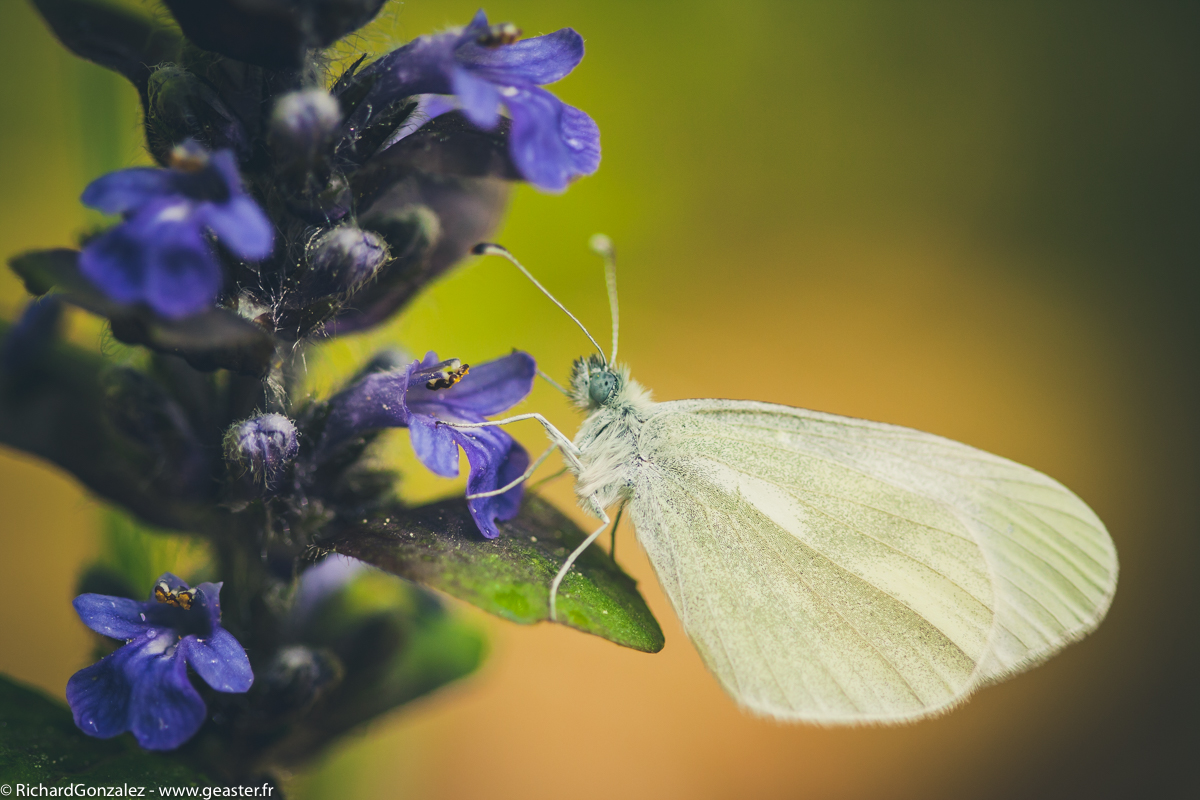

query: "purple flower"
xmin=79 ymin=143 xmax=274 ymax=319
xmin=66 ymin=574 xmax=253 ymax=751
xmin=358 ymin=10 xmax=600 ymax=191
xmin=321 ymin=350 xmax=536 ymax=538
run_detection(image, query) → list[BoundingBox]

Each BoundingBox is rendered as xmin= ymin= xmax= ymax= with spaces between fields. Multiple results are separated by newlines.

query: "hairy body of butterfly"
xmin=563 ymin=353 xmax=1117 ymax=724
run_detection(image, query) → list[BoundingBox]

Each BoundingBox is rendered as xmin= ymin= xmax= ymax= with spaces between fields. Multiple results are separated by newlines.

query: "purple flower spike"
xmin=66 ymin=574 xmax=253 ymax=751
xmin=358 ymin=11 xmax=600 ymax=191
xmin=321 ymin=350 xmax=536 ymax=538
xmin=79 ymin=142 xmax=274 ymax=319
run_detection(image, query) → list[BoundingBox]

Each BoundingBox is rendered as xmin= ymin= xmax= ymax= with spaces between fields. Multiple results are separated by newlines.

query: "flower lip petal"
xmin=408 ymin=350 xmax=536 ymax=418
xmin=78 ymin=225 xmax=148 ymax=305
xmin=140 ymin=221 xmax=222 ymax=319
xmin=128 ymin=649 xmax=207 ymax=751
xmin=458 ymin=28 xmax=585 ymax=86
xmin=320 ymin=351 xmax=535 ymax=540
xmin=192 ymin=581 xmax=225 ymax=632
xmin=504 ymin=85 xmax=601 ymax=191
xmin=77 ymin=145 xmax=271 ymax=318
xmin=180 ymin=628 xmax=253 ymax=693
xmin=448 ymin=423 xmax=529 ymax=538
xmin=73 ymin=594 xmax=150 ymax=641
xmin=67 ymin=576 xmax=250 ymax=750
xmin=66 ymin=645 xmax=137 ymax=740
xmin=408 ymin=413 xmax=462 ymax=477
xmin=560 ymin=102 xmax=603 ymax=178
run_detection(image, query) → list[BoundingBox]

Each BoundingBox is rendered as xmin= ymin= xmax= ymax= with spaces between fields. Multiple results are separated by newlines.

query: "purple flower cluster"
xmin=16 ymin=1 xmax=603 ymax=760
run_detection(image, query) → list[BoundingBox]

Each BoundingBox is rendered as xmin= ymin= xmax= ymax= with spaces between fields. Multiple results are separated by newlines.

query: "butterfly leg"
xmin=549 ymin=502 xmax=610 ymax=621
xmin=466 ymin=444 xmax=557 ymax=500
xmin=608 ymin=502 xmax=626 ymax=560
xmin=437 ymin=413 xmax=584 ymax=467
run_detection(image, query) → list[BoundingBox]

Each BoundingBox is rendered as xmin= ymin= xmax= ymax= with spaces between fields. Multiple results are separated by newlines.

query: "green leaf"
xmin=326 ymin=494 xmax=665 ymax=653
xmin=0 ymin=675 xmax=213 ymax=786
xmin=10 ymin=249 xmax=277 ymax=376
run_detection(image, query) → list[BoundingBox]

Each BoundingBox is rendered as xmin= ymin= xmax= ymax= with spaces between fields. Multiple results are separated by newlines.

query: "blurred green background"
xmin=1 ymin=1 xmax=1196 ymax=798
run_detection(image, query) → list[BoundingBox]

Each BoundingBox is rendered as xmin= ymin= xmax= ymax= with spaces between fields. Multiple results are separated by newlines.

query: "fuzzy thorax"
xmin=568 ymin=356 xmax=654 ymax=512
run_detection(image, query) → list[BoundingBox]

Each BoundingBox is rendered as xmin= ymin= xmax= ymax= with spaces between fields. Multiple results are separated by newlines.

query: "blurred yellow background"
xmin=1 ymin=1 xmax=1196 ymax=798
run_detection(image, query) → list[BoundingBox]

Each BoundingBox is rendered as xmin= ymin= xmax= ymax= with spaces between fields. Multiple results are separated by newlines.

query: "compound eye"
xmin=588 ymin=371 xmax=617 ymax=405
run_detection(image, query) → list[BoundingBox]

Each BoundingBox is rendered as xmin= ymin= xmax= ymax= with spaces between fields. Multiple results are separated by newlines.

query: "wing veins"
xmin=676 ymin=429 xmax=1094 ymax=600
xmin=661 ymin=469 xmax=937 ymax=707
xmin=703 ymin=422 xmax=1110 ymax=597
xmin=729 ymin=422 xmax=1110 ymax=579
xmin=658 ymin=470 xmax=854 ymax=713
xmin=693 ymin=491 xmax=809 ymax=713
xmin=663 ymin=420 xmax=1094 ymax=648
xmin=681 ymin=432 xmax=979 ymax=544
xmin=934 ymin=500 xmax=1078 ymax=629
xmin=995 ymin=577 xmax=1061 ymax=641
xmin=698 ymin=451 xmax=993 ymax=628
xmin=640 ymin=468 xmax=692 ymax=632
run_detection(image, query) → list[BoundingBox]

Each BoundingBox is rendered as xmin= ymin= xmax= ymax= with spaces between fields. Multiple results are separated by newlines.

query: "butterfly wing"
xmin=628 ymin=399 xmax=1117 ymax=724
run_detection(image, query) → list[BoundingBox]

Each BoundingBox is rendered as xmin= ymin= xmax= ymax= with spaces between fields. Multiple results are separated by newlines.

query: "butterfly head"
xmin=569 ymin=354 xmax=624 ymax=410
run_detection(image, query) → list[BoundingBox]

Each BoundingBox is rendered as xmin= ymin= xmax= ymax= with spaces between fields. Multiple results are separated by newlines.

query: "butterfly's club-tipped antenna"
xmin=472 ymin=243 xmax=608 ymax=366
xmin=590 ymin=234 xmax=620 ymax=365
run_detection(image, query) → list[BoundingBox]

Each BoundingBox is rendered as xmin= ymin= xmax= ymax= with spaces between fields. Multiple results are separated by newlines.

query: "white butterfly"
xmin=454 ymin=239 xmax=1118 ymax=724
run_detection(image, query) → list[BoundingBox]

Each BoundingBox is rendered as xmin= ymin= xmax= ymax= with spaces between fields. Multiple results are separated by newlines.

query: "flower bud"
xmin=301 ymin=226 xmax=390 ymax=299
xmin=269 ymin=89 xmax=342 ymax=167
xmin=257 ymin=645 xmax=342 ymax=717
xmin=326 ymin=203 xmax=446 ymax=334
xmin=225 ymin=413 xmax=300 ymax=495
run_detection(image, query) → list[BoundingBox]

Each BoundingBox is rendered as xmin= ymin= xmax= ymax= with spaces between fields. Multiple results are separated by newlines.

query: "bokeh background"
xmin=1 ymin=1 xmax=1197 ymax=798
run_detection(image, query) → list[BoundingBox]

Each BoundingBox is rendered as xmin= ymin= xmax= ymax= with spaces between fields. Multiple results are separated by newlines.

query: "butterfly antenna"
xmin=473 ymin=243 xmax=607 ymax=365
xmin=590 ymin=234 xmax=619 ymax=364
